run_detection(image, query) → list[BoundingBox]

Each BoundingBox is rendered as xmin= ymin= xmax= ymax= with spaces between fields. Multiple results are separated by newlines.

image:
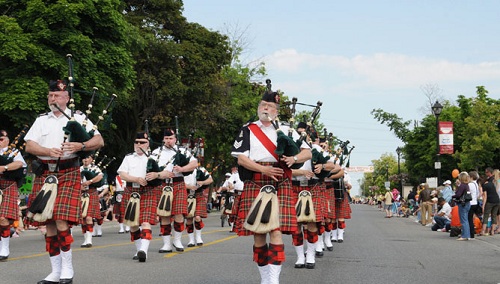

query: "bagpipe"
xmin=80 ymin=151 xmax=115 ymax=188
xmin=141 ymin=120 xmax=164 ymax=187
xmin=54 ymin=54 xmax=117 ymax=161
xmin=264 ymin=80 xmax=303 ymax=170
xmin=161 ymin=116 xmax=194 ymax=176
xmin=0 ymin=126 xmax=28 ymax=181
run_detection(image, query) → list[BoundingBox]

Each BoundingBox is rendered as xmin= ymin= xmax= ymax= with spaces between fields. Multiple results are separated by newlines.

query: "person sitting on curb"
xmin=432 ymin=197 xmax=451 ymax=231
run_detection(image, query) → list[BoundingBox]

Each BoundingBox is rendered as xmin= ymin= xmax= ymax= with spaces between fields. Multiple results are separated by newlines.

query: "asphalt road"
xmin=3 ymin=205 xmax=500 ymax=284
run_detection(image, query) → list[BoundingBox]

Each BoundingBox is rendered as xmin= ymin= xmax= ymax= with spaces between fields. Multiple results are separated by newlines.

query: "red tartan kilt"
xmin=335 ymin=195 xmax=352 ymax=219
xmin=27 ymin=167 xmax=81 ymax=226
xmin=194 ymin=192 xmax=208 ymax=218
xmin=172 ymin=181 xmax=187 ymax=216
xmin=324 ymin=187 xmax=336 ymax=220
xmin=230 ymin=193 xmax=242 ymax=217
xmin=122 ymin=186 xmax=160 ymax=225
xmin=237 ymin=175 xmax=297 ymax=236
xmin=292 ymin=184 xmax=324 ymax=223
xmin=113 ymin=200 xmax=122 ymax=215
xmin=0 ymin=179 xmax=20 ymax=220
xmin=82 ymin=187 xmax=101 ymax=219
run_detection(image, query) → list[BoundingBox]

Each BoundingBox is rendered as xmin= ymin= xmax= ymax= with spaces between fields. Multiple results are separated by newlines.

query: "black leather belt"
xmin=170 ymin=176 xmax=184 ymax=183
xmin=39 ymin=158 xmax=79 ymax=172
xmin=292 ymin=179 xmax=319 ymax=187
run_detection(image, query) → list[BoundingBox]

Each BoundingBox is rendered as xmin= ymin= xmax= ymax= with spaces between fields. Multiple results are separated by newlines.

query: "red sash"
xmin=248 ymin=123 xmax=291 ymax=180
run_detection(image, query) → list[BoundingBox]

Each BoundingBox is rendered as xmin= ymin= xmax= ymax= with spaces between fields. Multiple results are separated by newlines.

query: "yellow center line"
xmin=7 ymin=229 xmax=237 ymax=261
xmin=164 ymin=235 xmax=239 ymax=258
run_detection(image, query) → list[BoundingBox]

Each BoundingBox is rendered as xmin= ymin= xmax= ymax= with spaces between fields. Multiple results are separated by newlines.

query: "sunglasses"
xmin=134 ymin=141 xmax=148 ymax=145
xmin=0 ymin=137 xmax=6 ymax=142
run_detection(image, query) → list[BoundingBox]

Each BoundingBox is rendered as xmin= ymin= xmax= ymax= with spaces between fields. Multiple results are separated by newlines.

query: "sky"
xmin=182 ymin=1 xmax=500 ymax=170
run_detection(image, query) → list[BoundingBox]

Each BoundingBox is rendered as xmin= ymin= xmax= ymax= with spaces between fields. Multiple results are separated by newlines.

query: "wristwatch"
xmin=81 ymin=142 xmax=86 ymax=151
xmin=293 ymin=156 xmax=298 ymax=162
xmin=4 ymin=165 xmax=9 ymax=171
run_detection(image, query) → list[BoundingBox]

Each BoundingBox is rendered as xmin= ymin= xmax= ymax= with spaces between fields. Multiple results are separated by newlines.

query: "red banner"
xmin=439 ymin=121 xmax=454 ymax=154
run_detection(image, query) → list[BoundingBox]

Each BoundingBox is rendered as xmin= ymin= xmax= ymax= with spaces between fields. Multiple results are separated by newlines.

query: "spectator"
xmin=449 ymin=204 xmax=461 ymax=237
xmin=384 ymin=189 xmax=393 ymax=218
xmin=480 ymin=167 xmax=499 ymax=236
xmin=452 ymin=172 xmax=471 ymax=241
xmin=432 ymin=197 xmax=451 ymax=231
xmin=468 ymin=171 xmax=481 ymax=239
xmin=419 ymin=183 xmax=433 ymax=226
xmin=441 ymin=180 xmax=453 ymax=204
xmin=407 ymin=190 xmax=416 ymax=211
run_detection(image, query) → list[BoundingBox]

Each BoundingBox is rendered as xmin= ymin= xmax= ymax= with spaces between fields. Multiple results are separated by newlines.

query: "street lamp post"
xmin=432 ymin=101 xmax=443 ymax=186
xmin=396 ymin=147 xmax=402 ymax=195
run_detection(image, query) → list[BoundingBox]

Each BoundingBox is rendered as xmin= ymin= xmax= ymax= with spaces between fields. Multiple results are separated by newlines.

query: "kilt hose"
xmin=335 ymin=194 xmax=352 ymax=219
xmin=121 ymin=186 xmax=160 ymax=225
xmin=237 ymin=172 xmax=297 ymax=236
xmin=27 ymin=166 xmax=81 ymax=226
xmin=291 ymin=182 xmax=325 ymax=223
xmin=0 ymin=179 xmax=19 ymax=221
xmin=82 ymin=187 xmax=101 ymax=220
xmin=194 ymin=191 xmax=208 ymax=218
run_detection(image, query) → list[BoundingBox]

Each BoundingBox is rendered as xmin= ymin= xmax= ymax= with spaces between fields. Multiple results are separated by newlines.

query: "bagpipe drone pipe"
xmin=0 ymin=126 xmax=29 ymax=181
xmin=53 ymin=54 xmax=117 ymax=160
xmin=161 ymin=116 xmax=194 ymax=177
xmin=141 ymin=120 xmax=164 ymax=187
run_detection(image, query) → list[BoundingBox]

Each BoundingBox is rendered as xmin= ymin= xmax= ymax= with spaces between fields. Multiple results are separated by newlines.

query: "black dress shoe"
xmin=326 ymin=246 xmax=333 ymax=251
xmin=59 ymin=278 xmax=73 ymax=284
xmin=315 ymin=251 xmax=324 ymax=257
xmin=294 ymin=263 xmax=305 ymax=269
xmin=0 ymin=255 xmax=8 ymax=261
xmin=173 ymin=245 xmax=184 ymax=252
xmin=137 ymin=250 xmax=146 ymax=262
xmin=187 ymin=243 xmax=195 ymax=247
xmin=37 ymin=280 xmax=59 ymax=284
xmin=97 ymin=234 xmax=102 ymax=237
xmin=158 ymin=248 xmax=172 ymax=253
xmin=337 ymin=239 xmax=344 ymax=243
xmin=132 ymin=255 xmax=139 ymax=260
xmin=196 ymin=242 xmax=203 ymax=246
xmin=305 ymin=263 xmax=315 ymax=269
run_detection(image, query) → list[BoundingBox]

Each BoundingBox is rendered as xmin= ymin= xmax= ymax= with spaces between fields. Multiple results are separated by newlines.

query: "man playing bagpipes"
xmin=0 ymin=129 xmax=27 ymax=261
xmin=79 ymin=155 xmax=104 ymax=248
xmin=231 ymin=83 xmax=312 ymax=284
xmin=117 ymin=132 xmax=163 ymax=262
xmin=112 ymin=175 xmax=129 ymax=234
xmin=331 ymin=168 xmax=352 ymax=243
xmin=25 ymin=80 xmax=104 ymax=284
xmin=219 ymin=172 xmax=235 ymax=228
xmin=184 ymin=165 xmax=213 ymax=247
xmin=289 ymin=125 xmax=332 ymax=270
xmin=153 ymin=129 xmax=198 ymax=254
xmin=227 ymin=166 xmax=244 ymax=233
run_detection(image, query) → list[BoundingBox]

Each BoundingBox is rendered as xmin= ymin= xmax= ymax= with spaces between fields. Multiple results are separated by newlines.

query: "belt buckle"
xmin=132 ymin=182 xmax=140 ymax=188
xmin=300 ymin=179 xmax=308 ymax=187
xmin=47 ymin=163 xmax=57 ymax=172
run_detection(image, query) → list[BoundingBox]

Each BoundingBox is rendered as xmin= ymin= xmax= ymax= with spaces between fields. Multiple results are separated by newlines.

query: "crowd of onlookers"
xmin=366 ymin=167 xmax=500 ymax=240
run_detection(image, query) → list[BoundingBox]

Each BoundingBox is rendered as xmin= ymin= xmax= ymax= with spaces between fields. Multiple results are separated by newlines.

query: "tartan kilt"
xmin=335 ymin=194 xmax=352 ymax=219
xmin=27 ymin=167 xmax=81 ymax=226
xmin=230 ymin=193 xmax=242 ymax=218
xmin=122 ymin=186 xmax=160 ymax=225
xmin=194 ymin=191 xmax=208 ymax=218
xmin=292 ymin=183 xmax=324 ymax=223
xmin=237 ymin=174 xmax=297 ymax=236
xmin=0 ymin=179 xmax=19 ymax=220
xmin=324 ymin=185 xmax=336 ymax=220
xmin=171 ymin=181 xmax=187 ymax=216
xmin=113 ymin=200 xmax=122 ymax=215
xmin=82 ymin=187 xmax=101 ymax=220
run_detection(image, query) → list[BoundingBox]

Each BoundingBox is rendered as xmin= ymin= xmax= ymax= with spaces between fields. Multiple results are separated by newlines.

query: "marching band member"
xmin=219 ymin=172 xmax=235 ymax=228
xmin=228 ymin=166 xmax=244 ymax=233
xmin=112 ymin=175 xmax=129 ymax=234
xmin=331 ymin=169 xmax=352 ymax=243
xmin=153 ymin=129 xmax=198 ymax=253
xmin=231 ymin=89 xmax=311 ymax=284
xmin=184 ymin=166 xmax=213 ymax=247
xmin=117 ymin=132 xmax=162 ymax=262
xmin=79 ymin=155 xmax=104 ymax=248
xmin=25 ymin=80 xmax=104 ymax=284
xmin=93 ymin=170 xmax=109 ymax=238
xmin=0 ymin=130 xmax=27 ymax=261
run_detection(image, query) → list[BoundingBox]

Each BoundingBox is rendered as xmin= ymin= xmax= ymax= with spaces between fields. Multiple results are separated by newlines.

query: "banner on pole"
xmin=439 ymin=121 xmax=454 ymax=154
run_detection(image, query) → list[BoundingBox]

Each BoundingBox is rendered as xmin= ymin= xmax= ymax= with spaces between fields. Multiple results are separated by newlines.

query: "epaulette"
xmin=242 ymin=121 xmax=251 ymax=127
xmin=38 ymin=112 xmax=49 ymax=117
